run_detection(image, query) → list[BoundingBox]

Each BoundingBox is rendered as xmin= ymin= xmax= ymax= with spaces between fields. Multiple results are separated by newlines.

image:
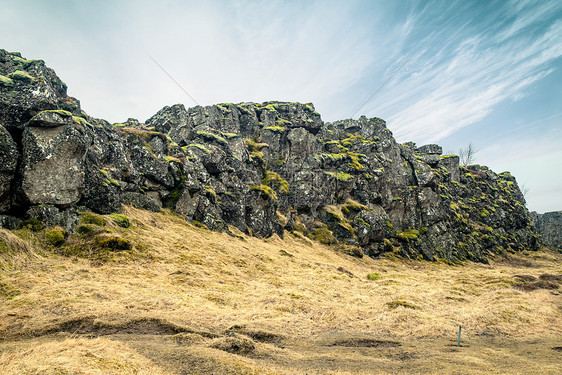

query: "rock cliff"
xmin=531 ymin=211 xmax=562 ymax=251
xmin=0 ymin=49 xmax=541 ymax=261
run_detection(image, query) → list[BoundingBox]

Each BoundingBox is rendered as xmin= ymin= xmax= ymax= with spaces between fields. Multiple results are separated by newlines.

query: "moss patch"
xmin=397 ymin=229 xmax=419 ymax=242
xmin=94 ymin=235 xmax=132 ymax=251
xmin=44 ymin=227 xmax=67 ymax=247
xmin=8 ymin=70 xmax=34 ymax=83
xmin=109 ymin=214 xmax=131 ymax=228
xmin=249 ymin=184 xmax=278 ymax=202
xmin=196 ymin=131 xmax=227 ymax=146
xmin=262 ymin=171 xmax=289 ymax=194
xmin=308 ymin=227 xmax=337 ymax=245
xmin=0 ymin=74 xmax=14 ymax=87
xmin=81 ymin=212 xmax=106 ymax=227
xmin=324 ymin=171 xmax=353 ymax=182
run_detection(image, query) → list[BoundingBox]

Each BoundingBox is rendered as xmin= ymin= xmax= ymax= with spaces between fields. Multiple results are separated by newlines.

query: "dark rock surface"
xmin=531 ymin=211 xmax=562 ymax=251
xmin=0 ymin=49 xmax=545 ymax=261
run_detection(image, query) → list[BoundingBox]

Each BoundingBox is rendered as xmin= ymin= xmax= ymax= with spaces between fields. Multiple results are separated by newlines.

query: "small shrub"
xmin=18 ymin=219 xmax=42 ymax=232
xmin=94 ymin=235 xmax=132 ymax=251
xmin=81 ymin=212 xmax=106 ymax=227
xmin=109 ymin=213 xmax=131 ymax=228
xmin=347 ymin=247 xmax=363 ymax=258
xmin=513 ymin=280 xmax=558 ymax=291
xmin=76 ymin=224 xmax=96 ymax=236
xmin=367 ymin=272 xmax=381 ymax=280
xmin=309 ymin=227 xmax=337 ymax=245
xmin=44 ymin=227 xmax=67 ymax=247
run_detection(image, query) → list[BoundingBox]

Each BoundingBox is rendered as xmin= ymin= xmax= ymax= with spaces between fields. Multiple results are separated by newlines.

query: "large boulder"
xmin=19 ymin=121 xmax=91 ymax=206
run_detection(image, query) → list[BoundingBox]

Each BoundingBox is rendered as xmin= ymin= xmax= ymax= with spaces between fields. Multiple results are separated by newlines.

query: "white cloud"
xmin=361 ymin=4 xmax=562 ymax=144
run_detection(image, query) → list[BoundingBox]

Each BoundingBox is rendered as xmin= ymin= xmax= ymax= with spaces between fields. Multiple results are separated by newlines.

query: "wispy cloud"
xmin=361 ymin=1 xmax=562 ymax=144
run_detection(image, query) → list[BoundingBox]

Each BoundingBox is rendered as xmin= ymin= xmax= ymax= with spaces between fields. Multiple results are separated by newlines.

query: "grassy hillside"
xmin=1 ymin=206 xmax=561 ymax=374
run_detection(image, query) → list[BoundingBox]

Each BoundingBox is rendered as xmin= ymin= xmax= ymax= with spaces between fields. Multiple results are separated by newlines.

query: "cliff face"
xmin=0 ymin=49 xmax=540 ymax=261
xmin=531 ymin=211 xmax=562 ymax=251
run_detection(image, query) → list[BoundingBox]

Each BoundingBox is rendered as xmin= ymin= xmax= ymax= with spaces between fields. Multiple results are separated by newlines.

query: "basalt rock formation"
xmin=0 ymin=49 xmax=541 ymax=261
xmin=531 ymin=211 xmax=562 ymax=251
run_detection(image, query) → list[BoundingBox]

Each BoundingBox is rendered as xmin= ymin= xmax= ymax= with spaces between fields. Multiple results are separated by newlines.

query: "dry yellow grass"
xmin=0 ymin=206 xmax=561 ymax=374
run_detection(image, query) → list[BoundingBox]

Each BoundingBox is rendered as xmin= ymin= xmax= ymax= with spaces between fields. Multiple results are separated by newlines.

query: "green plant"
xmin=262 ymin=171 xmax=289 ymax=194
xmin=249 ymin=184 xmax=278 ymax=202
xmin=324 ymin=171 xmax=353 ymax=182
xmin=308 ymin=227 xmax=337 ymax=245
xmin=0 ymin=74 xmax=14 ymax=87
xmin=8 ymin=70 xmax=34 ymax=83
xmin=18 ymin=219 xmax=42 ymax=232
xmin=197 ymin=131 xmax=227 ymax=146
xmin=94 ymin=235 xmax=132 ymax=251
xmin=109 ymin=213 xmax=131 ymax=228
xmin=264 ymin=125 xmax=285 ymax=133
xmin=76 ymin=224 xmax=96 ymax=236
xmin=72 ymin=116 xmax=92 ymax=128
xmin=397 ymin=229 xmax=419 ymax=242
xmin=367 ymin=272 xmax=381 ymax=280
xmin=183 ymin=143 xmax=211 ymax=155
xmin=81 ymin=212 xmax=106 ymax=227
xmin=44 ymin=227 xmax=67 ymax=247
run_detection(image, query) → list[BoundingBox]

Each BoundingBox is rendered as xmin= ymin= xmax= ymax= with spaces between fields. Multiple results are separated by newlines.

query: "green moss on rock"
xmin=18 ymin=219 xmax=42 ymax=232
xmin=8 ymin=70 xmax=34 ymax=83
xmin=262 ymin=171 xmax=289 ymax=194
xmin=308 ymin=227 xmax=337 ymax=245
xmin=397 ymin=229 xmax=419 ymax=242
xmin=0 ymin=74 xmax=14 ymax=87
xmin=196 ymin=131 xmax=227 ymax=146
xmin=249 ymin=184 xmax=278 ymax=202
xmin=109 ymin=213 xmax=131 ymax=228
xmin=44 ymin=227 xmax=67 ymax=247
xmin=81 ymin=212 xmax=106 ymax=227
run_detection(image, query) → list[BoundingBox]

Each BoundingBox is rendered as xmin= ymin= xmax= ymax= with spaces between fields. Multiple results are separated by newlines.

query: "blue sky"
xmin=1 ymin=0 xmax=561 ymax=213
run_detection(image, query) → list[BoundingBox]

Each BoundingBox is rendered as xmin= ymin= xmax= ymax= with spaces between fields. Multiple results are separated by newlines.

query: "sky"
xmin=1 ymin=0 xmax=561 ymax=213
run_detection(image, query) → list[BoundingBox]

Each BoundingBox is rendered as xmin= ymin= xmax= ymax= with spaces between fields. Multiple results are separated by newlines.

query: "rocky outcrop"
xmin=531 ymin=211 xmax=562 ymax=251
xmin=0 ymin=49 xmax=544 ymax=261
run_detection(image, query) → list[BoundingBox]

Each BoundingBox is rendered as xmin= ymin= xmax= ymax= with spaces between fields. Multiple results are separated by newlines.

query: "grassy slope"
xmin=0 ymin=206 xmax=561 ymax=374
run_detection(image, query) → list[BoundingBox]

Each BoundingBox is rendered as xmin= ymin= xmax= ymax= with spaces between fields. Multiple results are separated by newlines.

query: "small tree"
xmin=520 ymin=183 xmax=530 ymax=203
xmin=459 ymin=142 xmax=477 ymax=167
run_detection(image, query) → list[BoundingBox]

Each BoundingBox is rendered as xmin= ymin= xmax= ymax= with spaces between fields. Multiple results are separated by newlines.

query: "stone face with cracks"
xmin=0 ymin=124 xmax=18 ymax=212
xmin=0 ymin=50 xmax=547 ymax=262
xmin=20 ymin=123 xmax=90 ymax=206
